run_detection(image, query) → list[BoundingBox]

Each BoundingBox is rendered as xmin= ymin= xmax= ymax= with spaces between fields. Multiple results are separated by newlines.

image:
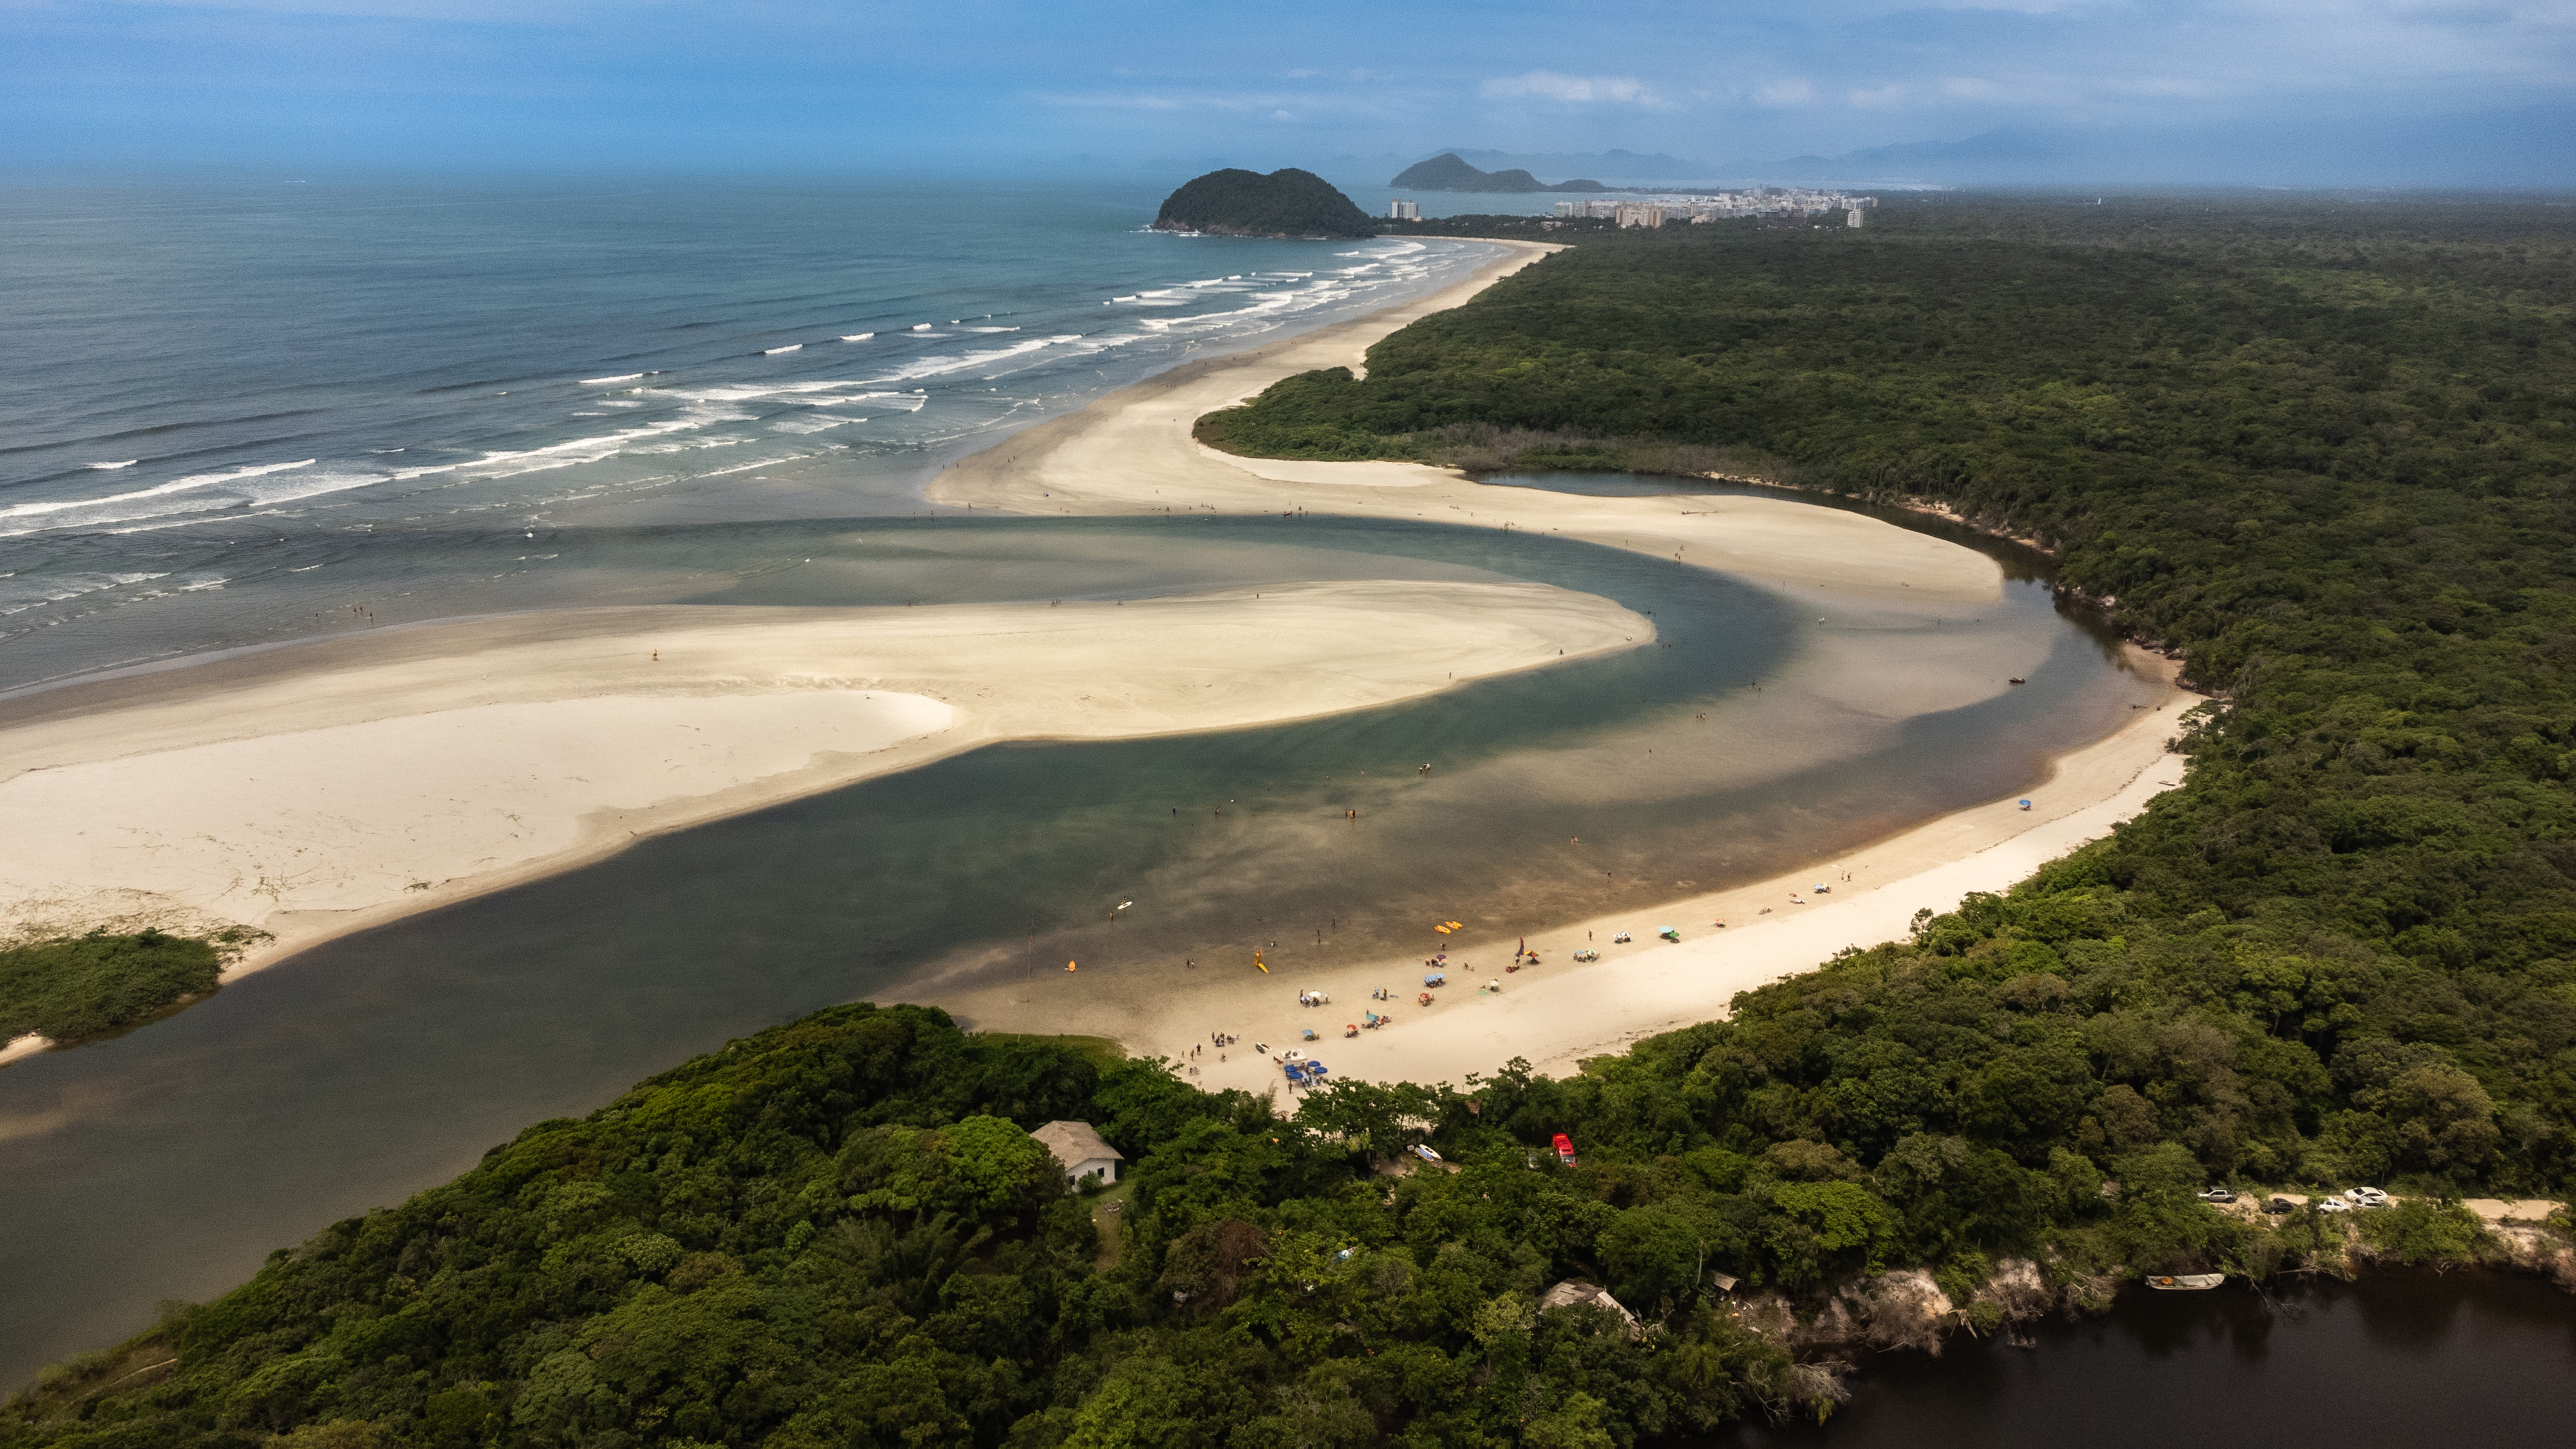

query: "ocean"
xmin=0 ymin=174 xmax=1498 ymax=692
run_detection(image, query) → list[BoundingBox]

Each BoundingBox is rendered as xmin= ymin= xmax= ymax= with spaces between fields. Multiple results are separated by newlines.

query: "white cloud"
xmin=1754 ymin=77 xmax=1817 ymax=105
xmin=1479 ymin=70 xmax=1667 ymax=106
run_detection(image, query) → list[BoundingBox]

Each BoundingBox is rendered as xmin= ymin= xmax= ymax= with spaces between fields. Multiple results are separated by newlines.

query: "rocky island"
xmin=1388 ymin=151 xmax=1609 ymax=193
xmin=1150 ymin=167 xmax=1375 ymax=238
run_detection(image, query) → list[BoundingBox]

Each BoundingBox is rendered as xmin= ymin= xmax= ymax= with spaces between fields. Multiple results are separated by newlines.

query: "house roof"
xmin=1032 ymin=1120 xmax=1124 ymax=1168
xmin=1540 ymin=1280 xmax=1640 ymax=1331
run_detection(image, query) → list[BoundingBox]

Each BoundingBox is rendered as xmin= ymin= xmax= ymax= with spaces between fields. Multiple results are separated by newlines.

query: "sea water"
xmin=0 ymin=175 xmax=1497 ymax=692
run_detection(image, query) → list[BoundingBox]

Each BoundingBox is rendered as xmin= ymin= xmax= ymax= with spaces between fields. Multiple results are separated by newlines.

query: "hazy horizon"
xmin=7 ymin=1 xmax=2575 ymax=189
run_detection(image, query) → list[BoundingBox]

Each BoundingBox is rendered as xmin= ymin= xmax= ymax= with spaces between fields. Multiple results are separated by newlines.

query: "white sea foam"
xmin=962 ymin=326 xmax=1020 ymax=333
xmin=240 ymin=471 xmax=382 ymax=509
xmin=0 ymin=571 xmax=171 ymax=615
xmin=841 ymin=333 xmax=874 ymax=342
xmin=911 ymin=323 xmax=933 ymax=332
xmin=0 ymin=459 xmax=316 ymax=529
xmin=580 ymin=374 xmax=645 ymax=386
xmin=772 ymin=417 xmax=855 ymax=434
xmin=388 ymin=410 xmax=743 ymax=482
xmin=865 ymin=335 xmax=1081 ymax=384
xmin=90 ymin=460 xmax=138 ymax=470
xmin=763 ymin=344 xmax=803 ymax=355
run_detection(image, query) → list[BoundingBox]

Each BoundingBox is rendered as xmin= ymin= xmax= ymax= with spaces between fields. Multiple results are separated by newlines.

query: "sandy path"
xmin=0 ymin=581 xmax=1645 ymax=1006
xmin=926 ymin=238 xmax=2202 ymax=1088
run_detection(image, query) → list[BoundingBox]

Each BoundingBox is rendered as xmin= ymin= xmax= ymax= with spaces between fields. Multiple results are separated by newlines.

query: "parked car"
xmin=2264 ymin=1197 xmax=2296 ymax=1215
xmin=1552 ymin=1132 xmax=1578 ymax=1168
xmin=2198 ymin=1188 xmax=2236 ymax=1203
xmin=1412 ymin=1144 xmax=1443 ymax=1164
xmin=2347 ymin=1186 xmax=2390 ymax=1207
xmin=2316 ymin=1197 xmax=2352 ymax=1213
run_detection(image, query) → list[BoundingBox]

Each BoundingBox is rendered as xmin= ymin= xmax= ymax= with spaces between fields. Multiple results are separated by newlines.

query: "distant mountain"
xmin=1450 ymin=147 xmax=1721 ymax=182
xmin=1387 ymin=153 xmax=1609 ymax=194
xmin=1151 ymin=167 xmax=1375 ymax=239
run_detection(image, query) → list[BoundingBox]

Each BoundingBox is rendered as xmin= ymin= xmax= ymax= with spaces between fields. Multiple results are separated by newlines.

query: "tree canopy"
xmin=1202 ymin=196 xmax=2576 ymax=1196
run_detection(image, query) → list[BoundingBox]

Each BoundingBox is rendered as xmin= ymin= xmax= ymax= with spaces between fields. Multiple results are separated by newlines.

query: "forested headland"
xmin=1150 ymin=169 xmax=1374 ymax=240
xmin=11 ymin=196 xmax=2576 ymax=1446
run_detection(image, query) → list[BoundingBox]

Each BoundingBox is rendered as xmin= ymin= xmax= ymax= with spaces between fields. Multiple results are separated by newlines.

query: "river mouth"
xmin=0 ymin=501 xmax=2159 ymax=1385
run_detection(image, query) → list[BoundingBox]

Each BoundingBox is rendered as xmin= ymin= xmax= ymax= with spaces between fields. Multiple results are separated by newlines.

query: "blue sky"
xmin=7 ymin=1 xmax=2575 ymax=183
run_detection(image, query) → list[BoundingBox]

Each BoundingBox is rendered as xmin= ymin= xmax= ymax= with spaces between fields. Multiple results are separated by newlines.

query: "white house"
xmin=1032 ymin=1120 xmax=1125 ymax=1186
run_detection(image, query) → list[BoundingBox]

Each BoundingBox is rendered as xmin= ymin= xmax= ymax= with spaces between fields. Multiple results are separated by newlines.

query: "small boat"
xmin=2007 ymin=677 xmax=2027 ymax=685
xmin=2017 ymin=799 xmax=2032 ymax=811
xmin=2145 ymin=1273 xmax=2225 ymax=1291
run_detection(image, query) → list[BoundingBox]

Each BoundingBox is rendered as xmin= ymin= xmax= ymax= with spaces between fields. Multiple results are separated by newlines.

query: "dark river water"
xmin=1719 ymin=1269 xmax=2575 ymax=1448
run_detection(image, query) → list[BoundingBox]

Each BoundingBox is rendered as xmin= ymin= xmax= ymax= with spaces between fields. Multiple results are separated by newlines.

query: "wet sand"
xmin=0 ymin=580 xmax=1645 ymax=1028
xmin=937 ymin=663 xmax=2192 ymax=1097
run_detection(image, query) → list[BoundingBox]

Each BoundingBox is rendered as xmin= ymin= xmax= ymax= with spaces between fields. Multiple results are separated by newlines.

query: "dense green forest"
xmin=3 ymin=1007 xmax=1844 ymax=1448
xmin=1150 ymin=169 xmax=1374 ymax=240
xmin=1206 ymin=195 xmax=2576 ymax=1198
xmin=0 ymin=929 xmax=233 ymax=1045
xmin=12 ymin=198 xmax=2576 ymax=1446
xmin=0 ymin=999 xmax=2501 ymax=1448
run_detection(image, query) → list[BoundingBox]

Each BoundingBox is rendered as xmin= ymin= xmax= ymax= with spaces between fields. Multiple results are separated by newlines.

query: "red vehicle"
xmin=1552 ymin=1133 xmax=1578 ymax=1168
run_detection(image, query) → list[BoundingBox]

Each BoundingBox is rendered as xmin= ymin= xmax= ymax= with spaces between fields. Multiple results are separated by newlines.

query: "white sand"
xmin=925 ymin=238 xmax=2206 ymax=1086
xmin=0 ymin=581 xmax=1646 ymax=1001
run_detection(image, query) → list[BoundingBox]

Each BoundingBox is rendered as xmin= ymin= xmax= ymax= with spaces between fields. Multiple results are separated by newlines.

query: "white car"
xmin=2347 ymin=1187 xmax=2390 ymax=1207
xmin=2316 ymin=1197 xmax=2353 ymax=1213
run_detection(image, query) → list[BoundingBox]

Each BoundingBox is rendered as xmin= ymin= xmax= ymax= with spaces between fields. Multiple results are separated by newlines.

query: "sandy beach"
xmin=925 ymin=236 xmax=2202 ymax=1086
xmin=936 ymin=666 xmax=2191 ymax=1097
xmin=0 ymin=580 xmax=1645 ymax=1007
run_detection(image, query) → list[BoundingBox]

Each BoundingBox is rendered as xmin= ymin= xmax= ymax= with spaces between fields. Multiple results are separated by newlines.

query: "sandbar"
xmin=0 ymin=580 xmax=1647 ymax=1023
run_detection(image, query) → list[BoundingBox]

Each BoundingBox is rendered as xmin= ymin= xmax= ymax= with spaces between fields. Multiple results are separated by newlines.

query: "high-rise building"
xmin=1388 ymin=199 xmax=1421 ymax=221
xmin=1553 ymin=201 xmax=1578 ymax=217
xmin=1846 ymin=208 xmax=1864 ymax=228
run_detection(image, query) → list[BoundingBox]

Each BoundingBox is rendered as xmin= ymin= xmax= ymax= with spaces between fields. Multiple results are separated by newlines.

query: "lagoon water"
xmin=1721 ymin=1269 xmax=2575 ymax=1447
